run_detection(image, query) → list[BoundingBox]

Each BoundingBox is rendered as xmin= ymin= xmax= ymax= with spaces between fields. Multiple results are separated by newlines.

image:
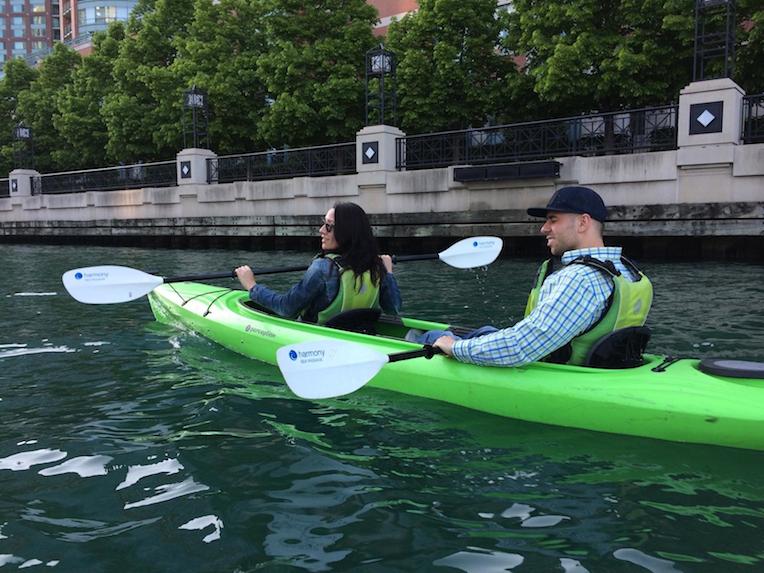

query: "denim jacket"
xmin=249 ymin=257 xmax=402 ymax=323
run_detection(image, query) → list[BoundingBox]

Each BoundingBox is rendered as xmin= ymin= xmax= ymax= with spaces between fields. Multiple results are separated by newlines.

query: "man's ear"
xmin=578 ymin=213 xmax=591 ymax=231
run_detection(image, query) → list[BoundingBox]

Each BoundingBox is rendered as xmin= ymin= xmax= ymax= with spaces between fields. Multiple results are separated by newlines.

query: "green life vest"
xmin=314 ymin=254 xmax=381 ymax=324
xmin=524 ymin=256 xmax=653 ymax=366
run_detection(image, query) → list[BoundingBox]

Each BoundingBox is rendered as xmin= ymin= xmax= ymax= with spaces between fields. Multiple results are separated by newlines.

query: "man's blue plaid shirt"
xmin=452 ymin=247 xmax=638 ymax=367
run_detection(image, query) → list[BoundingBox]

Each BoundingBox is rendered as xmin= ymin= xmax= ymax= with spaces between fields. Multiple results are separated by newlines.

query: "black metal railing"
xmin=397 ymin=105 xmax=679 ymax=170
xmin=743 ymin=93 xmax=764 ymax=144
xmin=37 ymin=160 xmax=177 ymax=194
xmin=208 ymin=142 xmax=356 ymax=184
xmin=0 ymin=178 xmax=8 ymax=198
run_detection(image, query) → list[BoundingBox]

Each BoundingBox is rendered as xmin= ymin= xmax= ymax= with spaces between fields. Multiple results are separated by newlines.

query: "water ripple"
xmin=38 ymin=455 xmax=113 ymax=478
xmin=123 ymin=477 xmax=209 ymax=509
xmin=0 ymin=449 xmax=67 ymax=471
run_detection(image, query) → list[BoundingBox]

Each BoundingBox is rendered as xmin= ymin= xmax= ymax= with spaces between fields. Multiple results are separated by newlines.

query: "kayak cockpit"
xmin=699 ymin=358 xmax=764 ymax=380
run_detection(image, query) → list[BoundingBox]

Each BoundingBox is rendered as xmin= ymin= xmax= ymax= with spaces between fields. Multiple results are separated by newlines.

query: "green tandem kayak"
xmin=148 ymin=281 xmax=764 ymax=451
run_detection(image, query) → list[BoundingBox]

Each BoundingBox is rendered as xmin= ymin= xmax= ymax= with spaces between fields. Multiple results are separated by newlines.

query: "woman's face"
xmin=320 ymin=207 xmax=339 ymax=251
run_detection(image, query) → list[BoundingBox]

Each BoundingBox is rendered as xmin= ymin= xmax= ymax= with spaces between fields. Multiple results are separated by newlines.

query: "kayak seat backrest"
xmin=584 ymin=326 xmax=651 ymax=369
xmin=324 ymin=308 xmax=381 ymax=335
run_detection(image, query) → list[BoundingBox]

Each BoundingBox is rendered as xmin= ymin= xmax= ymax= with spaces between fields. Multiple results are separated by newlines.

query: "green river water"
xmin=1 ymin=243 xmax=764 ymax=572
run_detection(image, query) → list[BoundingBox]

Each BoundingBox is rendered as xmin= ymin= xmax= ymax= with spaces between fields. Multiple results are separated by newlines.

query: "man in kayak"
xmin=235 ymin=202 xmax=402 ymax=324
xmin=421 ymin=186 xmax=653 ymax=367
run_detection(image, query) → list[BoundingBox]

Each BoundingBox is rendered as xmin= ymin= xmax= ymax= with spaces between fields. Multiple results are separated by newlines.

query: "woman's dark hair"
xmin=331 ymin=202 xmax=385 ymax=285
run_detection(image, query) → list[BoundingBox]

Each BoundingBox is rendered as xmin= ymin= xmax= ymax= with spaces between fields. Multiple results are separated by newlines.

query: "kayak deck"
xmin=148 ymin=282 xmax=764 ymax=451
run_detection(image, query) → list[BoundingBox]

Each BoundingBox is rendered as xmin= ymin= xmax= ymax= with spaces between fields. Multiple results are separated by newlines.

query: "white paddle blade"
xmin=277 ymin=339 xmax=389 ymax=399
xmin=62 ymin=265 xmax=163 ymax=304
xmin=438 ymin=236 xmax=503 ymax=269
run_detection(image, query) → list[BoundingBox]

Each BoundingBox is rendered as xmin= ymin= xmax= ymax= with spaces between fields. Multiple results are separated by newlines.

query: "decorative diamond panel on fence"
xmin=397 ymin=105 xmax=679 ymax=170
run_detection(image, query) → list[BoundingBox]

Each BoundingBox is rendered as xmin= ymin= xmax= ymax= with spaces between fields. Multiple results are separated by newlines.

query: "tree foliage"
xmin=16 ymin=43 xmax=81 ymax=172
xmin=736 ymin=1 xmax=764 ymax=95
xmin=387 ymin=0 xmax=512 ymax=133
xmin=172 ymin=0 xmax=269 ymax=154
xmin=502 ymin=0 xmax=695 ymax=117
xmin=0 ymin=59 xmax=37 ymax=174
xmin=54 ymin=22 xmax=125 ymax=169
xmin=101 ymin=0 xmax=193 ymax=162
xmin=255 ymin=0 xmax=378 ymax=147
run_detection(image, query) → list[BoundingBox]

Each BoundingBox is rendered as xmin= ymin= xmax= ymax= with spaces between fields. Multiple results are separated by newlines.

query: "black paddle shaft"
xmin=164 ymin=264 xmax=309 ymax=283
xmin=388 ymin=345 xmax=444 ymax=363
xmin=392 ymin=254 xmax=439 ymax=263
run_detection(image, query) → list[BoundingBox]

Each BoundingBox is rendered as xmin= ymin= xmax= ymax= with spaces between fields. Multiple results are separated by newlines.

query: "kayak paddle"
xmin=276 ymin=338 xmax=443 ymax=399
xmin=62 ymin=235 xmax=503 ymax=304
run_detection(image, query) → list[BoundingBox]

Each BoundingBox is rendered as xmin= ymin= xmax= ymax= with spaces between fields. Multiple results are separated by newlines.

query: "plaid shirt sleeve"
xmin=451 ymin=266 xmax=612 ymax=367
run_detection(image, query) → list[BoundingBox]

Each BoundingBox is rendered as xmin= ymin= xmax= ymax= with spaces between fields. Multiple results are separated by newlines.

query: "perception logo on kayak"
xmin=75 ymin=272 xmax=83 ymax=280
xmin=473 ymin=240 xmax=495 ymax=249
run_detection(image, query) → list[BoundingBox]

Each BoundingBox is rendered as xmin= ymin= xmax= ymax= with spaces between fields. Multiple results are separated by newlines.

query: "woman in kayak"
xmin=234 ymin=202 xmax=402 ymax=323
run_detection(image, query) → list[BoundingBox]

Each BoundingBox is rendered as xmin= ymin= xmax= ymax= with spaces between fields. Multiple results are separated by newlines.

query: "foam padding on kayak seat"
xmin=699 ymin=359 xmax=764 ymax=379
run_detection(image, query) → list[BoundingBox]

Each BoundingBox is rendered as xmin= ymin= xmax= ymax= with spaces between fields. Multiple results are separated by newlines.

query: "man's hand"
xmin=433 ymin=335 xmax=456 ymax=357
xmin=235 ymin=265 xmax=257 ymax=291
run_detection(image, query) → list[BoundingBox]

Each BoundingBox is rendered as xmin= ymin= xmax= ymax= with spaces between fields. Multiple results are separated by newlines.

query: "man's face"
xmin=540 ymin=212 xmax=582 ymax=256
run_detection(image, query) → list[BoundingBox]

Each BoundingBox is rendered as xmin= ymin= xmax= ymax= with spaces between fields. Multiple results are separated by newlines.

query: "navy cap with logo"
xmin=527 ymin=186 xmax=607 ymax=222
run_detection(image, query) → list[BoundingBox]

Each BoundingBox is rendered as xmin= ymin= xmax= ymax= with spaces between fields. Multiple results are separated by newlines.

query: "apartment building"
xmin=367 ymin=0 xmax=512 ymax=36
xmin=60 ymin=0 xmax=136 ymax=55
xmin=0 ymin=0 xmax=58 ymax=68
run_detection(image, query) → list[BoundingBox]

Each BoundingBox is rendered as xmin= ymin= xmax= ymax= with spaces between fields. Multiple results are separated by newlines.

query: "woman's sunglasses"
xmin=321 ymin=219 xmax=335 ymax=233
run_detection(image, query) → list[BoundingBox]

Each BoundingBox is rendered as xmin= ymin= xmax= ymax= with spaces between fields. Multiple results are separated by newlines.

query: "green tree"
xmin=0 ymin=59 xmax=37 ymax=175
xmin=16 ymin=43 xmax=81 ymax=172
xmin=173 ymin=0 xmax=269 ymax=154
xmin=387 ymin=0 xmax=512 ymax=133
xmin=54 ymin=22 xmax=125 ymax=169
xmin=102 ymin=0 xmax=192 ymax=162
xmin=503 ymin=0 xmax=695 ymax=117
xmin=255 ymin=0 xmax=377 ymax=147
xmin=736 ymin=1 xmax=764 ymax=95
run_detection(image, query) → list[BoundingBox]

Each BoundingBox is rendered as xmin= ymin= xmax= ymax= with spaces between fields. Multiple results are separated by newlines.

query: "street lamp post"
xmin=183 ymin=86 xmax=210 ymax=149
xmin=12 ymin=123 xmax=34 ymax=170
xmin=693 ymin=0 xmax=736 ymax=81
xmin=365 ymin=45 xmax=397 ymax=126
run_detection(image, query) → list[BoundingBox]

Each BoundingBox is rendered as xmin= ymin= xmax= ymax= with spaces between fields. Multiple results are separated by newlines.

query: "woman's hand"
xmin=380 ymin=254 xmax=393 ymax=274
xmin=235 ymin=265 xmax=257 ymax=291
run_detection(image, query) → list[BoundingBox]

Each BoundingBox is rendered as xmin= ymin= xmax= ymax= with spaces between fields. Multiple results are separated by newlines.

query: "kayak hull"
xmin=148 ymin=282 xmax=764 ymax=451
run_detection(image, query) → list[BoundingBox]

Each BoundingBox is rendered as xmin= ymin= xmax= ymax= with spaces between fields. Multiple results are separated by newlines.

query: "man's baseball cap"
xmin=527 ymin=186 xmax=607 ymax=222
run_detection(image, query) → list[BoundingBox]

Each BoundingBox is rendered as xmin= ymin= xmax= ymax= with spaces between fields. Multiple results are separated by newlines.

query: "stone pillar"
xmin=356 ymin=124 xmax=405 ymax=173
xmin=177 ymin=148 xmax=217 ymax=185
xmin=8 ymin=169 xmax=41 ymax=199
xmin=677 ymin=78 xmax=745 ymax=167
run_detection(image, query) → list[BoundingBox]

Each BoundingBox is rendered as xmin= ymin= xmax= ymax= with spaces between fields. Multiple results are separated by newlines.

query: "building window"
xmin=30 ymin=0 xmax=45 ymax=12
xmin=31 ymin=40 xmax=45 ymax=51
xmin=11 ymin=3 xmax=25 ymax=13
xmin=12 ymin=41 xmax=26 ymax=55
xmin=32 ymin=14 xmax=45 ymax=35
xmin=12 ymin=16 xmax=24 ymax=37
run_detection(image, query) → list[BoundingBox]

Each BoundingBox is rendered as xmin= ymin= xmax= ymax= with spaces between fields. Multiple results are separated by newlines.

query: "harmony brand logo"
xmin=291 ymin=349 xmax=326 ymax=363
xmin=79 ymin=271 xmax=109 ymax=282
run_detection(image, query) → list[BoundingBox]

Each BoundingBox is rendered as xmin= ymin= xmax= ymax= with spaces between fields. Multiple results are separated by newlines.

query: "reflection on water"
xmin=0 ymin=244 xmax=762 ymax=571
